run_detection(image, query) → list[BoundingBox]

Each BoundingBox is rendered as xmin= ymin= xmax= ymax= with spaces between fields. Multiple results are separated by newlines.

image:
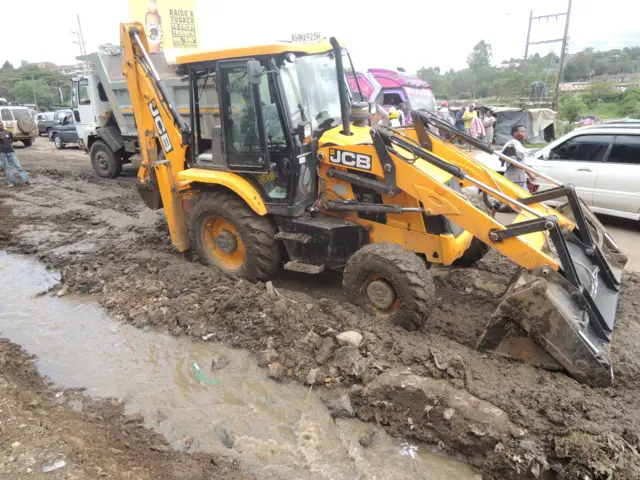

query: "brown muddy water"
xmin=0 ymin=252 xmax=480 ymax=480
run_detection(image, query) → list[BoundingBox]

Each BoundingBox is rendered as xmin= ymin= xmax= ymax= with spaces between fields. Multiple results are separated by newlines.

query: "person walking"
xmin=438 ymin=101 xmax=453 ymax=125
xmin=397 ymin=103 xmax=407 ymax=125
xmin=482 ymin=111 xmax=495 ymax=145
xmin=462 ymin=104 xmax=476 ymax=137
xmin=0 ymin=122 xmax=32 ymax=188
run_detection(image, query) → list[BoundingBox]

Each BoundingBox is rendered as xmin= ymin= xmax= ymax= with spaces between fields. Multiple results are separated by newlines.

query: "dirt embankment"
xmin=2 ymin=144 xmax=640 ymax=479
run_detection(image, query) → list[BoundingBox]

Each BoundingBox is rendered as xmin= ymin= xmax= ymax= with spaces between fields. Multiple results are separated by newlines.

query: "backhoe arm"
xmin=120 ymin=22 xmax=191 ymax=250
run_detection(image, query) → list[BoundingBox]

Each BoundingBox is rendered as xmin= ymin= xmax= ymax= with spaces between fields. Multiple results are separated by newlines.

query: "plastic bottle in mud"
xmin=145 ymin=0 xmax=163 ymax=53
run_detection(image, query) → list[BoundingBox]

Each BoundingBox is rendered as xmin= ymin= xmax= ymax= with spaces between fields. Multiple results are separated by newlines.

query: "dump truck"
xmin=118 ymin=21 xmax=627 ymax=387
xmin=71 ymin=52 xmax=218 ymax=178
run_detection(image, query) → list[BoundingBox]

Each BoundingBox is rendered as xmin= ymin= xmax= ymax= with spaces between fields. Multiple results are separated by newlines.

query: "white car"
xmin=527 ymin=124 xmax=640 ymax=221
xmin=474 ymin=125 xmax=640 ymax=221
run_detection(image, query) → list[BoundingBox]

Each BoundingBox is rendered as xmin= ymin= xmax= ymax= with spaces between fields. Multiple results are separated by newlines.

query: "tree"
xmin=559 ymin=95 xmax=586 ymax=122
xmin=10 ymin=80 xmax=59 ymax=109
xmin=467 ymin=41 xmax=493 ymax=70
xmin=1 ymin=61 xmax=13 ymax=71
xmin=20 ymin=60 xmax=29 ymax=68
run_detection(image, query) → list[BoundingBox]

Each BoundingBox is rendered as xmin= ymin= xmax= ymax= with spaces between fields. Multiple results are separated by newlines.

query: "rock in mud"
xmin=358 ymin=429 xmax=377 ymax=448
xmin=319 ymin=391 xmax=354 ymax=419
xmin=315 ymin=337 xmax=336 ymax=365
xmin=213 ymin=424 xmax=234 ymax=449
xmin=256 ymin=349 xmax=279 ymax=368
xmin=306 ymin=368 xmax=320 ymax=385
xmin=336 ymin=331 xmax=364 ymax=348
xmin=330 ymin=346 xmax=366 ymax=377
xmin=267 ymin=362 xmax=286 ymax=381
xmin=273 ymin=298 xmax=288 ymax=318
xmin=211 ymin=355 xmax=230 ymax=370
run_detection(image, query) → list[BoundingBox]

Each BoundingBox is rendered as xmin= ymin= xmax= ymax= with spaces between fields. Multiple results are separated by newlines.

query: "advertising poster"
xmin=128 ymin=0 xmax=200 ymax=52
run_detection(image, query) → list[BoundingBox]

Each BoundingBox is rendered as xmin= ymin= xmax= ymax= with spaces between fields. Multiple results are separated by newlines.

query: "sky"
xmin=3 ymin=0 xmax=640 ymax=74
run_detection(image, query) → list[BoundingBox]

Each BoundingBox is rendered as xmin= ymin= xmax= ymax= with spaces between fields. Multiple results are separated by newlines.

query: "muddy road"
xmin=2 ymin=140 xmax=640 ymax=479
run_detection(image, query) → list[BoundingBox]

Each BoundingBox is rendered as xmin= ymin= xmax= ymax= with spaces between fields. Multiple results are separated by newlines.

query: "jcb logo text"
xmin=329 ymin=149 xmax=372 ymax=170
xmin=148 ymin=100 xmax=173 ymax=153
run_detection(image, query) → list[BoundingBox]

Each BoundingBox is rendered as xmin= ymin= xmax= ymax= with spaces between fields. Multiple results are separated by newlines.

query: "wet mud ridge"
xmin=3 ymin=146 xmax=640 ymax=479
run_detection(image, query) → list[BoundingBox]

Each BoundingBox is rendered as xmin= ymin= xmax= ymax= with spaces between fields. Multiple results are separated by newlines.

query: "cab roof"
xmin=176 ymin=40 xmax=335 ymax=65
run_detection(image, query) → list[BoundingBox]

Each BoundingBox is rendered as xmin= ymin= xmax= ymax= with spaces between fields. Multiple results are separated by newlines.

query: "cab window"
xmin=1 ymin=109 xmax=12 ymax=122
xmin=78 ymin=79 xmax=91 ymax=105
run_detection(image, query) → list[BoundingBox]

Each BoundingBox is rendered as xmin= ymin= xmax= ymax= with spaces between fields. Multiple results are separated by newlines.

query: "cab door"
xmin=216 ymin=61 xmax=270 ymax=173
xmin=71 ymin=77 xmax=96 ymax=143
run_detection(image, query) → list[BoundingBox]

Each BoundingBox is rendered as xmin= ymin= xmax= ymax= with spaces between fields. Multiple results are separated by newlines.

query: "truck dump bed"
xmin=79 ymin=52 xmax=218 ymax=140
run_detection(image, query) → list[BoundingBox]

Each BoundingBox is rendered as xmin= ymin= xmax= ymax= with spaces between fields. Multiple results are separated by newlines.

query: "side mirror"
xmin=247 ymin=60 xmax=265 ymax=85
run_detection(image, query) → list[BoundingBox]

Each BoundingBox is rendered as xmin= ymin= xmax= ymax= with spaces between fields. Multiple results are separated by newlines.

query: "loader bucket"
xmin=478 ymin=201 xmax=625 ymax=387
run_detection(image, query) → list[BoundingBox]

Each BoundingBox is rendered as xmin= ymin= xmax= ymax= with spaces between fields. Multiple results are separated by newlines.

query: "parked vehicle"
xmin=72 ymin=52 xmax=217 ymax=178
xmin=50 ymin=112 xmax=80 ymax=149
xmin=527 ymin=124 xmax=640 ymax=221
xmin=347 ymin=68 xmax=437 ymax=123
xmin=476 ymin=124 xmax=640 ymax=221
xmin=35 ymin=112 xmax=55 ymax=137
xmin=0 ymin=106 xmax=38 ymax=146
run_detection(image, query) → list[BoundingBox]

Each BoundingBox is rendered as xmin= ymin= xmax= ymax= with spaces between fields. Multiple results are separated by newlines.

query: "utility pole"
xmin=77 ymin=15 xmax=87 ymax=56
xmin=518 ymin=3 xmax=571 ymax=107
xmin=519 ymin=10 xmax=533 ymax=99
xmin=553 ymin=0 xmax=573 ymax=110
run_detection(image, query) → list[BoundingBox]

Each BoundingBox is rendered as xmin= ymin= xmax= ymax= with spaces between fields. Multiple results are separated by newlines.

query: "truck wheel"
xmin=53 ymin=135 xmax=65 ymax=150
xmin=189 ymin=190 xmax=280 ymax=281
xmin=22 ymin=139 xmax=33 ymax=147
xmin=48 ymin=129 xmax=54 ymax=141
xmin=90 ymin=141 xmax=122 ymax=178
xmin=343 ymin=243 xmax=435 ymax=331
xmin=453 ymin=237 xmax=490 ymax=267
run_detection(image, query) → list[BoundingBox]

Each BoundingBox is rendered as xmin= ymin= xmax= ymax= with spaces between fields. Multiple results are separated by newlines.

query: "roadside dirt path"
xmin=2 ymin=140 xmax=640 ymax=479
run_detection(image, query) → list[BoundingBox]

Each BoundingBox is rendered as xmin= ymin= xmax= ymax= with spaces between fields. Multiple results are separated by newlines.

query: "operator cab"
xmin=176 ymin=42 xmax=347 ymax=217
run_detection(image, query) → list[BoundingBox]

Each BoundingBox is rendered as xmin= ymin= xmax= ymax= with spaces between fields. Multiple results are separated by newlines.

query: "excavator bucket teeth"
xmin=478 ymin=224 xmax=624 ymax=387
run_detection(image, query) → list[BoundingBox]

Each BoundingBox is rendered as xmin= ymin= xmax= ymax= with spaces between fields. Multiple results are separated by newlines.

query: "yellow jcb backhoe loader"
xmin=120 ymin=22 xmax=626 ymax=387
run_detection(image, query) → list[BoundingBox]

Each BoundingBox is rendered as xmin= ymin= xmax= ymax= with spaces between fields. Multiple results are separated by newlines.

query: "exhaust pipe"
xmin=329 ymin=37 xmax=351 ymax=136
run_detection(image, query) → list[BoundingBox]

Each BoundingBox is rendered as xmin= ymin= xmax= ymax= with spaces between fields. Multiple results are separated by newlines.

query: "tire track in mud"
xmin=2 ymin=148 xmax=640 ymax=479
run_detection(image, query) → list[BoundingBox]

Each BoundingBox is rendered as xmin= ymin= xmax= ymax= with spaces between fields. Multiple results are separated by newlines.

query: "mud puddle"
xmin=0 ymin=252 xmax=479 ymax=480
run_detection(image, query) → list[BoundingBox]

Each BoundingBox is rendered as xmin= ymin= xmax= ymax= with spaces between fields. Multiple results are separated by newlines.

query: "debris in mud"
xmin=267 ymin=362 xmax=286 ymax=380
xmin=255 ymin=349 xmax=279 ymax=367
xmin=213 ymin=424 xmax=235 ymax=449
xmin=319 ymin=390 xmax=355 ymax=419
xmin=42 ymin=460 xmax=67 ymax=473
xmin=336 ymin=331 xmax=364 ymax=348
xmin=358 ymin=429 xmax=378 ymax=448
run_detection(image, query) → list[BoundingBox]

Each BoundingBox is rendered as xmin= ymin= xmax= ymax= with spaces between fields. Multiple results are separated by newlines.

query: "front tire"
xmin=53 ymin=135 xmax=65 ymax=150
xmin=90 ymin=141 xmax=122 ymax=178
xmin=343 ymin=243 xmax=435 ymax=331
xmin=22 ymin=139 xmax=32 ymax=147
xmin=189 ymin=190 xmax=280 ymax=281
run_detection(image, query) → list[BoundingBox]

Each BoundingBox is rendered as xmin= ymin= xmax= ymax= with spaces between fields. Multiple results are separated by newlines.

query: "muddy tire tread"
xmin=188 ymin=190 xmax=280 ymax=281
xmin=343 ymin=242 xmax=434 ymax=331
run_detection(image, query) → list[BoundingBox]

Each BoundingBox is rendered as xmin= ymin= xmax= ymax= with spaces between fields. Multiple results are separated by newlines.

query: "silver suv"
xmin=0 ymin=106 xmax=38 ymax=147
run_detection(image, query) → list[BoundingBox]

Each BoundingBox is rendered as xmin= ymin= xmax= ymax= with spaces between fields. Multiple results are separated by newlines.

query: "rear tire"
xmin=453 ymin=237 xmax=490 ymax=267
xmin=22 ymin=139 xmax=32 ymax=147
xmin=90 ymin=141 xmax=122 ymax=178
xmin=53 ymin=135 xmax=65 ymax=150
xmin=343 ymin=243 xmax=435 ymax=331
xmin=189 ymin=190 xmax=280 ymax=281
xmin=48 ymin=129 xmax=54 ymax=141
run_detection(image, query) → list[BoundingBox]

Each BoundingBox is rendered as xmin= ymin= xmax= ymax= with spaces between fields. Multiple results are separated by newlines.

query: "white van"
xmin=0 ymin=106 xmax=38 ymax=147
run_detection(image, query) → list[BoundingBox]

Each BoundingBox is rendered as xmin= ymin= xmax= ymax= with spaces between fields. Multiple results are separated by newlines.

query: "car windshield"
xmin=280 ymin=51 xmax=342 ymax=131
xmin=405 ymin=87 xmax=436 ymax=112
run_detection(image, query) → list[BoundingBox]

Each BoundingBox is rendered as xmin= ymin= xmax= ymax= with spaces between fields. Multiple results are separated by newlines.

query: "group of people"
xmin=0 ymin=121 xmax=31 ymax=187
xmin=438 ymin=102 xmax=495 ymax=145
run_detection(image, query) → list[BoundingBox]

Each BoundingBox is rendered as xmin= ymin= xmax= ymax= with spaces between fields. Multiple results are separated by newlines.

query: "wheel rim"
xmin=201 ymin=216 xmax=245 ymax=272
xmin=95 ymin=151 xmax=109 ymax=171
xmin=55 ymin=136 xmax=61 ymax=148
xmin=365 ymin=275 xmax=399 ymax=315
